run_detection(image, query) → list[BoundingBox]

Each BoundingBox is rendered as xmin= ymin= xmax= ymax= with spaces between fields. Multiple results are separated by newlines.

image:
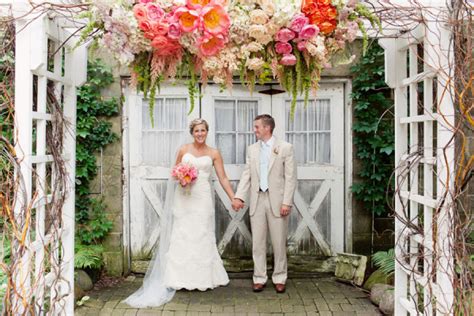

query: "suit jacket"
xmin=235 ymin=137 xmax=297 ymax=217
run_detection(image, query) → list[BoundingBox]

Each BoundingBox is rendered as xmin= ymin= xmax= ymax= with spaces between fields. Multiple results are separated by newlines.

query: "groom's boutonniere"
xmin=273 ymin=147 xmax=280 ymax=155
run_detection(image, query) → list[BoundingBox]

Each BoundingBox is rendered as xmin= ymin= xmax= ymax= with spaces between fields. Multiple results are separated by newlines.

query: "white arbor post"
xmin=379 ymin=3 xmax=455 ymax=314
xmin=11 ymin=0 xmax=87 ymax=313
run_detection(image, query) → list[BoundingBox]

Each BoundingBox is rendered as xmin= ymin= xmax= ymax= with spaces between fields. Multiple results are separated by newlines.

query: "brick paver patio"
xmin=75 ymin=273 xmax=381 ymax=315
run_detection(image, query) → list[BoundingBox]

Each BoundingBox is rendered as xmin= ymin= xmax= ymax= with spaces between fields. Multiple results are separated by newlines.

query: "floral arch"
xmin=1 ymin=0 xmax=471 ymax=315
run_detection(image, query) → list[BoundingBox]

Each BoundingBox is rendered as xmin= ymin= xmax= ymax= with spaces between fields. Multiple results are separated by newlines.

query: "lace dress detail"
xmin=163 ymin=153 xmax=229 ymax=291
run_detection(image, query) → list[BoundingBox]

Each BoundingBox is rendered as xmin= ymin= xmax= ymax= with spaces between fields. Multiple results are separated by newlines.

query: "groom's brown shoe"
xmin=252 ymin=283 xmax=265 ymax=292
xmin=275 ymin=283 xmax=286 ymax=293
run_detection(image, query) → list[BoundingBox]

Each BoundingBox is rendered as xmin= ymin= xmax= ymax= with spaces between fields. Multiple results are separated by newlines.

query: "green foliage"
xmin=350 ymin=43 xmax=394 ymax=216
xmin=74 ymin=243 xmax=104 ymax=270
xmin=372 ymin=248 xmax=395 ymax=276
xmin=75 ymin=59 xmax=117 ymax=259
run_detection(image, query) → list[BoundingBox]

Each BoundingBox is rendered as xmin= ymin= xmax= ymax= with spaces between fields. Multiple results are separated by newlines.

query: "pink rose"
xmin=143 ymin=31 xmax=155 ymax=40
xmin=138 ymin=20 xmax=153 ymax=32
xmin=290 ymin=14 xmax=309 ymax=33
xmin=280 ymin=54 xmax=297 ymax=66
xmin=275 ymin=28 xmax=295 ymax=42
xmin=299 ymin=24 xmax=319 ymax=40
xmin=146 ymin=3 xmax=165 ymax=21
xmin=133 ymin=4 xmax=147 ymax=21
xmin=153 ymin=22 xmax=169 ymax=35
xmin=297 ymin=41 xmax=307 ymax=51
xmin=139 ymin=0 xmax=153 ymax=3
xmin=168 ymin=22 xmax=182 ymax=39
xmin=151 ymin=35 xmax=169 ymax=49
xmin=275 ymin=42 xmax=292 ymax=55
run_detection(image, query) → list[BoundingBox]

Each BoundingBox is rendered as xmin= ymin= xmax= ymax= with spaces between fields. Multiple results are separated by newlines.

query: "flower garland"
xmin=83 ymin=0 xmax=380 ymax=119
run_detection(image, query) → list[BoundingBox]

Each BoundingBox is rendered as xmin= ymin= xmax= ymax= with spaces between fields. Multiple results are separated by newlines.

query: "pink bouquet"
xmin=171 ymin=163 xmax=199 ymax=187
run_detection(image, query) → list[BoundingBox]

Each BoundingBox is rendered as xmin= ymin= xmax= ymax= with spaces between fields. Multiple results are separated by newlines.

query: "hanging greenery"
xmin=350 ymin=43 xmax=394 ymax=216
xmin=75 ymin=59 xmax=117 ymax=269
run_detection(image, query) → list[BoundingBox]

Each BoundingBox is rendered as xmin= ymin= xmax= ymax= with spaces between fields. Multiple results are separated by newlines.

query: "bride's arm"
xmin=174 ymin=146 xmax=186 ymax=165
xmin=213 ymin=150 xmax=235 ymax=201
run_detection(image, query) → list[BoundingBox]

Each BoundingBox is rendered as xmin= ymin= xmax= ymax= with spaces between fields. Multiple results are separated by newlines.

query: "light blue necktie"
xmin=260 ymin=141 xmax=270 ymax=192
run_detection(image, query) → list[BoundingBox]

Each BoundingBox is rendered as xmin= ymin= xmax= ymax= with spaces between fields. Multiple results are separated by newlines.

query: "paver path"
xmin=75 ymin=274 xmax=382 ymax=315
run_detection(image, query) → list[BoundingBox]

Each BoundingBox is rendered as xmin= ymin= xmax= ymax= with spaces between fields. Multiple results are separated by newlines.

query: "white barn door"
xmin=202 ymin=83 xmax=345 ymax=257
xmin=124 ymin=84 xmax=198 ymax=262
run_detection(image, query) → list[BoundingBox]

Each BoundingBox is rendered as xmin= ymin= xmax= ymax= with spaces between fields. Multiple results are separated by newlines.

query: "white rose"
xmin=250 ymin=9 xmax=268 ymax=25
xmin=246 ymin=57 xmax=266 ymax=71
xmin=248 ymin=25 xmax=266 ymax=40
xmin=260 ymin=0 xmax=275 ymax=16
xmin=245 ymin=41 xmax=264 ymax=52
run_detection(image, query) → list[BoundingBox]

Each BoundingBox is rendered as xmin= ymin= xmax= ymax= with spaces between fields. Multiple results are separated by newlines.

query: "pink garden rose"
xmin=151 ymin=35 xmax=181 ymax=56
xmin=297 ymin=41 xmax=307 ymax=51
xmin=280 ymin=54 xmax=297 ymax=66
xmin=275 ymin=28 xmax=295 ymax=42
xmin=138 ymin=20 xmax=153 ymax=32
xmin=168 ymin=22 xmax=182 ymax=39
xmin=275 ymin=42 xmax=293 ymax=55
xmin=133 ymin=4 xmax=147 ymax=21
xmin=290 ymin=14 xmax=309 ymax=33
xmin=139 ymin=0 xmax=153 ymax=3
xmin=299 ymin=24 xmax=319 ymax=40
xmin=146 ymin=3 xmax=165 ymax=21
xmin=152 ymin=22 xmax=170 ymax=36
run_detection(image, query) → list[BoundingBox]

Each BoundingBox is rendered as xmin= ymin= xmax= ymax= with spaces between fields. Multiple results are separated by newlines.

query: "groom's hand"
xmin=280 ymin=204 xmax=291 ymax=217
xmin=232 ymin=198 xmax=244 ymax=211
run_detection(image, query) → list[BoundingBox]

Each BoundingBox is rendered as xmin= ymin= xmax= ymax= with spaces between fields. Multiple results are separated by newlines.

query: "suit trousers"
xmin=250 ymin=191 xmax=289 ymax=284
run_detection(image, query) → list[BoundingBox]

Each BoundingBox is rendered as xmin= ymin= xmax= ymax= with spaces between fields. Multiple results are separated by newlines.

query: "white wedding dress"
xmin=124 ymin=152 xmax=229 ymax=308
xmin=164 ymin=153 xmax=229 ymax=290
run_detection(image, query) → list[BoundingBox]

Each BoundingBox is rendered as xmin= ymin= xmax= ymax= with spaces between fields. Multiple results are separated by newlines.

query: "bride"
xmin=124 ymin=118 xmax=235 ymax=307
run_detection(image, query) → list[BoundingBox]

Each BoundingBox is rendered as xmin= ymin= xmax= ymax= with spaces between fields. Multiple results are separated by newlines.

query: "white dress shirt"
xmin=259 ymin=136 xmax=274 ymax=192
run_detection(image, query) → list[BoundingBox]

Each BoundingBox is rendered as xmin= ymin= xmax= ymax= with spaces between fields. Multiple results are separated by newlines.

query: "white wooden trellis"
xmin=11 ymin=0 xmax=87 ymax=314
xmin=379 ymin=4 xmax=455 ymax=315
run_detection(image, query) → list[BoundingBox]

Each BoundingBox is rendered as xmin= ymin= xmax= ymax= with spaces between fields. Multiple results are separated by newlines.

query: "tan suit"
xmin=235 ymin=137 xmax=297 ymax=284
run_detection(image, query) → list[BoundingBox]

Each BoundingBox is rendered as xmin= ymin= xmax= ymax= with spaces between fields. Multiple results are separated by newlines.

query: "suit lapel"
xmin=268 ymin=137 xmax=280 ymax=172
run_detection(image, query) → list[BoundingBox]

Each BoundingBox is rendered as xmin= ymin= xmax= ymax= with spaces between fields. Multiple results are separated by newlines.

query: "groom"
xmin=232 ymin=114 xmax=297 ymax=294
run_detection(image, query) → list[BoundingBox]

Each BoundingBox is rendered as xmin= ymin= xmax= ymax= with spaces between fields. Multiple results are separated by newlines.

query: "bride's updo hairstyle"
xmin=189 ymin=118 xmax=209 ymax=134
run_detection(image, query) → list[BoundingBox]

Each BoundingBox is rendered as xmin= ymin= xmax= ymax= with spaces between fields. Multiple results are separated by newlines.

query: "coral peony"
xmin=199 ymin=33 xmax=227 ymax=56
xmin=201 ymin=4 xmax=231 ymax=35
xmin=174 ymin=7 xmax=200 ymax=32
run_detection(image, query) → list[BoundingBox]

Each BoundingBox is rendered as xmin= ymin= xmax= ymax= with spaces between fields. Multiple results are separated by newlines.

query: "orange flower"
xmin=174 ymin=7 xmax=200 ymax=32
xmin=201 ymin=4 xmax=230 ymax=35
xmin=199 ymin=33 xmax=227 ymax=56
xmin=319 ymin=21 xmax=337 ymax=34
xmin=186 ymin=0 xmax=211 ymax=9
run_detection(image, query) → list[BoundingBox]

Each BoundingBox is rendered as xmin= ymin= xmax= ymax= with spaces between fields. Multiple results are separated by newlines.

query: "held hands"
xmin=280 ymin=204 xmax=291 ymax=217
xmin=232 ymin=198 xmax=244 ymax=212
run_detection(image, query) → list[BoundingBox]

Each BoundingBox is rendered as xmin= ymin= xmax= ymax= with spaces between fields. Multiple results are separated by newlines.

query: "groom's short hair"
xmin=255 ymin=114 xmax=275 ymax=133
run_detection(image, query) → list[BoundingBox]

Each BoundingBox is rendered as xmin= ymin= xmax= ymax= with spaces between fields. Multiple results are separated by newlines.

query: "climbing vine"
xmin=350 ymin=43 xmax=394 ymax=216
xmin=75 ymin=59 xmax=117 ymax=268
